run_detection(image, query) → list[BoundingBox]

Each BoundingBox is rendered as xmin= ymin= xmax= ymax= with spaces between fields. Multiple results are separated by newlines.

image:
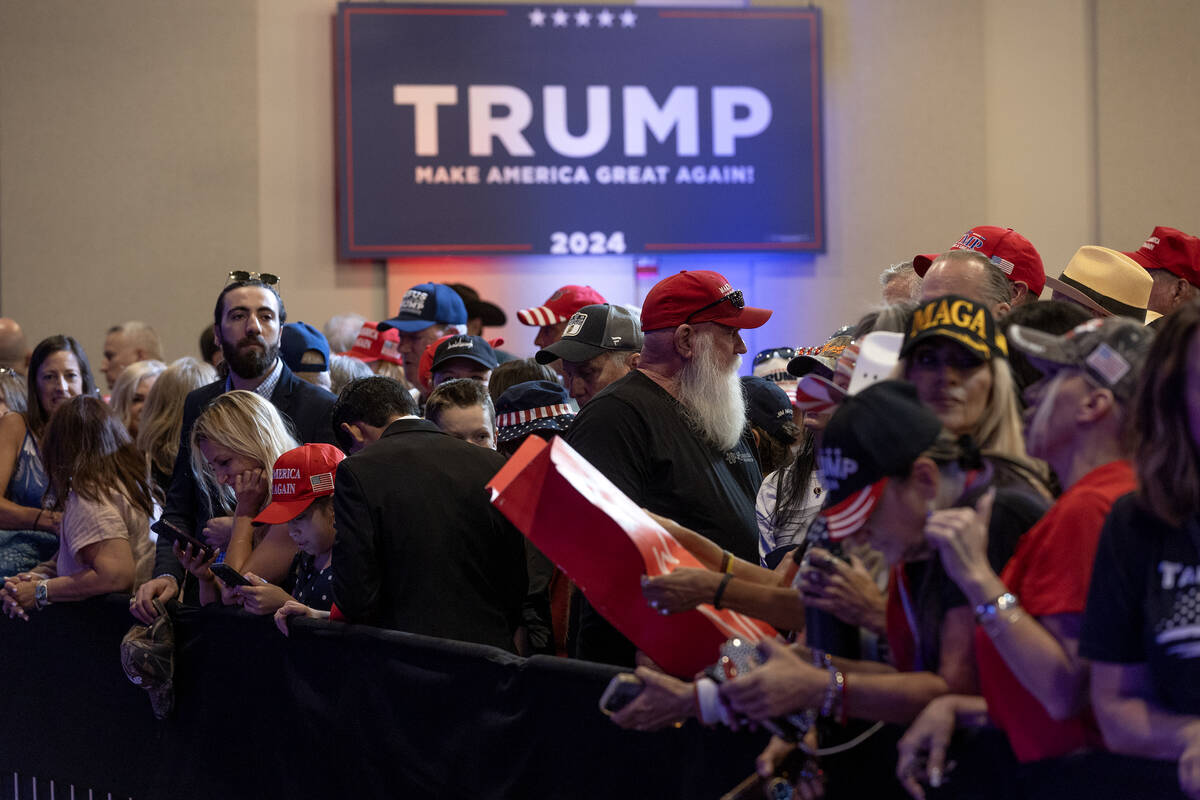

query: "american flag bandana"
xmin=497 ymin=403 xmax=573 ymax=430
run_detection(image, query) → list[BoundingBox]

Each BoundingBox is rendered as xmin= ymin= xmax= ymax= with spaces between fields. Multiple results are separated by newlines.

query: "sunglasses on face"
xmin=685 ymin=289 xmax=744 ymax=324
xmin=226 ymin=270 xmax=281 ymax=287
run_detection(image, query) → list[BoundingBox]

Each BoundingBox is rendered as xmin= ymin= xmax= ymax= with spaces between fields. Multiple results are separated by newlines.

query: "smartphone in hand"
xmin=209 ymin=563 xmax=253 ymax=588
xmin=153 ymin=518 xmax=215 ymax=560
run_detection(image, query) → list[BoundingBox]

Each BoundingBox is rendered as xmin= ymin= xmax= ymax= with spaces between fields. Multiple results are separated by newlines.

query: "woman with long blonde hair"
xmin=897 ymin=295 xmax=1051 ymax=499
xmin=110 ymin=359 xmax=166 ymax=439
xmin=136 ymin=357 xmax=217 ymax=493
xmin=175 ymin=390 xmax=299 ymax=607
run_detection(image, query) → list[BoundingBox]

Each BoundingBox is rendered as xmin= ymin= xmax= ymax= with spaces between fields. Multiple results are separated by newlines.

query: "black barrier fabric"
xmin=0 ymin=595 xmax=767 ymax=800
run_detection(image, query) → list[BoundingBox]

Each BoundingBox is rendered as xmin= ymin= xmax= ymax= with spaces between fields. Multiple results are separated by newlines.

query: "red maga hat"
xmin=254 ymin=444 xmax=346 ymax=525
xmin=1124 ymin=226 xmax=1200 ymax=287
xmin=914 ymin=226 xmax=1046 ymax=296
xmin=339 ymin=321 xmax=404 ymax=366
xmin=639 ymin=270 xmax=772 ymax=332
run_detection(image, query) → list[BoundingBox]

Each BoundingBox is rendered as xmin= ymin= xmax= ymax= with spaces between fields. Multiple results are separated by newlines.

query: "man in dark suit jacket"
xmin=331 ymin=385 xmax=527 ymax=651
xmin=130 ymin=278 xmax=336 ymax=622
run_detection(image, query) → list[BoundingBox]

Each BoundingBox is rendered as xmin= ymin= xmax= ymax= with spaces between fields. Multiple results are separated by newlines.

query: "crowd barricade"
xmin=0 ymin=595 xmax=766 ymax=800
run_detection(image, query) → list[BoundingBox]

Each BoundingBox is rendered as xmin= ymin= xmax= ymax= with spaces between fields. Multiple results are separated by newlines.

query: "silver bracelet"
xmin=974 ymin=591 xmax=1020 ymax=625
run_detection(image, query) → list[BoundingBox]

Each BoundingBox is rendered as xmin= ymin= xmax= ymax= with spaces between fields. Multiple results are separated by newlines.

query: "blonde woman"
xmin=897 ymin=295 xmax=1051 ymax=499
xmin=175 ymin=391 xmax=299 ymax=606
xmin=109 ymin=359 xmax=165 ymax=438
xmin=136 ymin=357 xmax=217 ymax=495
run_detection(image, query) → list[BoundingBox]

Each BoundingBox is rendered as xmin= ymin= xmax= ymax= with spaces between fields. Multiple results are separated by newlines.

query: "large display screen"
xmin=336 ymin=3 xmax=824 ymax=257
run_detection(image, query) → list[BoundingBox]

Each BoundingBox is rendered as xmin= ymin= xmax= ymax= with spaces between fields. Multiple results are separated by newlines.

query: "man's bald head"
xmin=921 ymin=250 xmax=1013 ymax=318
xmin=0 ymin=319 xmax=28 ymax=371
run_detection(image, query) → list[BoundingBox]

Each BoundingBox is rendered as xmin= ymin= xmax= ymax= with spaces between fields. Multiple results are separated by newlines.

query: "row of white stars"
xmin=528 ymin=8 xmax=637 ymax=27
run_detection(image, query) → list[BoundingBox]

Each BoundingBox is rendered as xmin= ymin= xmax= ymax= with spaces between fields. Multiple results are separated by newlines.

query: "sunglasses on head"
xmin=685 ymin=289 xmax=744 ymax=324
xmin=753 ymin=347 xmax=797 ymax=367
xmin=226 ymin=270 xmax=281 ymax=287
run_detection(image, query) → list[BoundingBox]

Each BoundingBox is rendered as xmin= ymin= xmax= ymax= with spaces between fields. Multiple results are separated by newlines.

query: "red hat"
xmin=253 ymin=444 xmax=346 ymax=525
xmin=1124 ymin=226 xmax=1200 ymax=287
xmin=913 ymin=226 xmax=1046 ymax=296
xmin=516 ymin=285 xmax=607 ymax=327
xmin=339 ymin=321 xmax=404 ymax=365
xmin=639 ymin=270 xmax=772 ymax=332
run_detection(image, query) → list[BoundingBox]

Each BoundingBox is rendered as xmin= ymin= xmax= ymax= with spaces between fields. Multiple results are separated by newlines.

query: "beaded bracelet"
xmin=820 ymin=666 xmax=844 ymax=719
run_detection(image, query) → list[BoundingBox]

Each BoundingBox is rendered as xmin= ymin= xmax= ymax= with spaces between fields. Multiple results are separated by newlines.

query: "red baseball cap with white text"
xmin=914 ymin=226 xmax=1046 ymax=297
xmin=639 ymin=270 xmax=772 ymax=332
xmin=1123 ymin=226 xmax=1200 ymax=287
xmin=254 ymin=444 xmax=346 ymax=525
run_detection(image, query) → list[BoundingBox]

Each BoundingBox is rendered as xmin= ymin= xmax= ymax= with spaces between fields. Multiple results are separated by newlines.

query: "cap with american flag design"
xmin=817 ymin=380 xmax=942 ymax=541
xmin=516 ymin=285 xmax=606 ymax=327
xmin=253 ymin=443 xmax=346 ymax=525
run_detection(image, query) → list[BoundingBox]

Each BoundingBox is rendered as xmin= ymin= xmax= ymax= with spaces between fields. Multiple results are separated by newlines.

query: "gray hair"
xmin=324 ymin=313 xmax=367 ymax=354
xmin=879 ymin=261 xmax=917 ymax=286
xmin=329 ymin=353 xmax=373 ymax=396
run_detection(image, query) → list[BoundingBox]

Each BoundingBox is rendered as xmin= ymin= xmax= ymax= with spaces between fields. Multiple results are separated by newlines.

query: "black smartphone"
xmin=805 ymin=550 xmax=841 ymax=574
xmin=210 ymin=563 xmax=253 ymax=588
xmin=598 ymin=673 xmax=644 ymax=716
xmin=152 ymin=518 xmax=214 ymax=559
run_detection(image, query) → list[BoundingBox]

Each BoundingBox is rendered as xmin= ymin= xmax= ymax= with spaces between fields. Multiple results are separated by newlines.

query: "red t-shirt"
xmin=975 ymin=460 xmax=1136 ymax=763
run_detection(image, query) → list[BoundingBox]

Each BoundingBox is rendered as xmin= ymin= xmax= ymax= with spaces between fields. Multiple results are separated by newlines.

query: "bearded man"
xmin=565 ymin=270 xmax=772 ymax=666
xmin=130 ymin=276 xmax=338 ymax=623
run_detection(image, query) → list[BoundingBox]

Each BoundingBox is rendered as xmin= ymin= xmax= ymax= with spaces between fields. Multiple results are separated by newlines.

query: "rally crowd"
xmin=2 ymin=224 xmax=1200 ymax=799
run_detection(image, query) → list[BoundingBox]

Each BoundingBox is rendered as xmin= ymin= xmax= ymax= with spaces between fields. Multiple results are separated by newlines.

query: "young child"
xmin=229 ymin=443 xmax=344 ymax=619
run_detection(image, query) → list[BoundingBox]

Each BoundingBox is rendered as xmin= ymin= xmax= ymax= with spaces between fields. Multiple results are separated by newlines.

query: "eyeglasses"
xmin=226 ymin=270 xmax=281 ymax=287
xmin=685 ymin=290 xmax=744 ymax=324
xmin=753 ymin=347 xmax=797 ymax=367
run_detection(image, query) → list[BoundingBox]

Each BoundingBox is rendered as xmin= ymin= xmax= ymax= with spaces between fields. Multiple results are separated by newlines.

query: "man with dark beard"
xmin=564 ymin=270 xmax=771 ymax=666
xmin=130 ymin=277 xmax=337 ymax=621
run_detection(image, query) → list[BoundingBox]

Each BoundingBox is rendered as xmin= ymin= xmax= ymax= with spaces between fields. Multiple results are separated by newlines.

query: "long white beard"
xmin=678 ymin=339 xmax=746 ymax=452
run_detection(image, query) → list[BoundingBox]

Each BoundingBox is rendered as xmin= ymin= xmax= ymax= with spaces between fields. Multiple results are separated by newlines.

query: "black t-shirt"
xmin=902 ymin=483 xmax=1047 ymax=672
xmin=565 ymin=369 xmax=762 ymax=560
xmin=564 ymin=369 xmax=763 ymax=666
xmin=1080 ymin=493 xmax=1200 ymax=715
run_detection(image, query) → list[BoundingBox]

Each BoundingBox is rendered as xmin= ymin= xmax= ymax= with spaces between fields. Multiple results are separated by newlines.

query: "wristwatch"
xmin=974 ymin=591 xmax=1019 ymax=625
xmin=34 ymin=580 xmax=49 ymax=610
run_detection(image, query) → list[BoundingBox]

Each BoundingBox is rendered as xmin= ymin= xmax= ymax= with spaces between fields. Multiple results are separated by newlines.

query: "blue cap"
xmin=280 ymin=322 xmax=329 ymax=373
xmin=494 ymin=380 xmax=575 ymax=445
xmin=378 ymin=283 xmax=469 ymax=333
xmin=741 ymin=376 xmax=797 ymax=444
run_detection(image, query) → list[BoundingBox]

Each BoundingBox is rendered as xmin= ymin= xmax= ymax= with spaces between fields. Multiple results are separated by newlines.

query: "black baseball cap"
xmin=901 ymin=295 xmax=1008 ymax=362
xmin=741 ymin=376 xmax=797 ymax=445
xmin=535 ymin=304 xmax=643 ymax=364
xmin=817 ymin=380 xmax=943 ymax=540
xmin=430 ymin=335 xmax=499 ymax=373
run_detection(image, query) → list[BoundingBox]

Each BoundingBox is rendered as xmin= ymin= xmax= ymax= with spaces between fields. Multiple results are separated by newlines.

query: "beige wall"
xmin=1096 ymin=0 xmax=1200 ymax=254
xmin=0 ymin=0 xmax=259 ymax=377
xmin=2 ymin=0 xmax=1198 ymax=374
